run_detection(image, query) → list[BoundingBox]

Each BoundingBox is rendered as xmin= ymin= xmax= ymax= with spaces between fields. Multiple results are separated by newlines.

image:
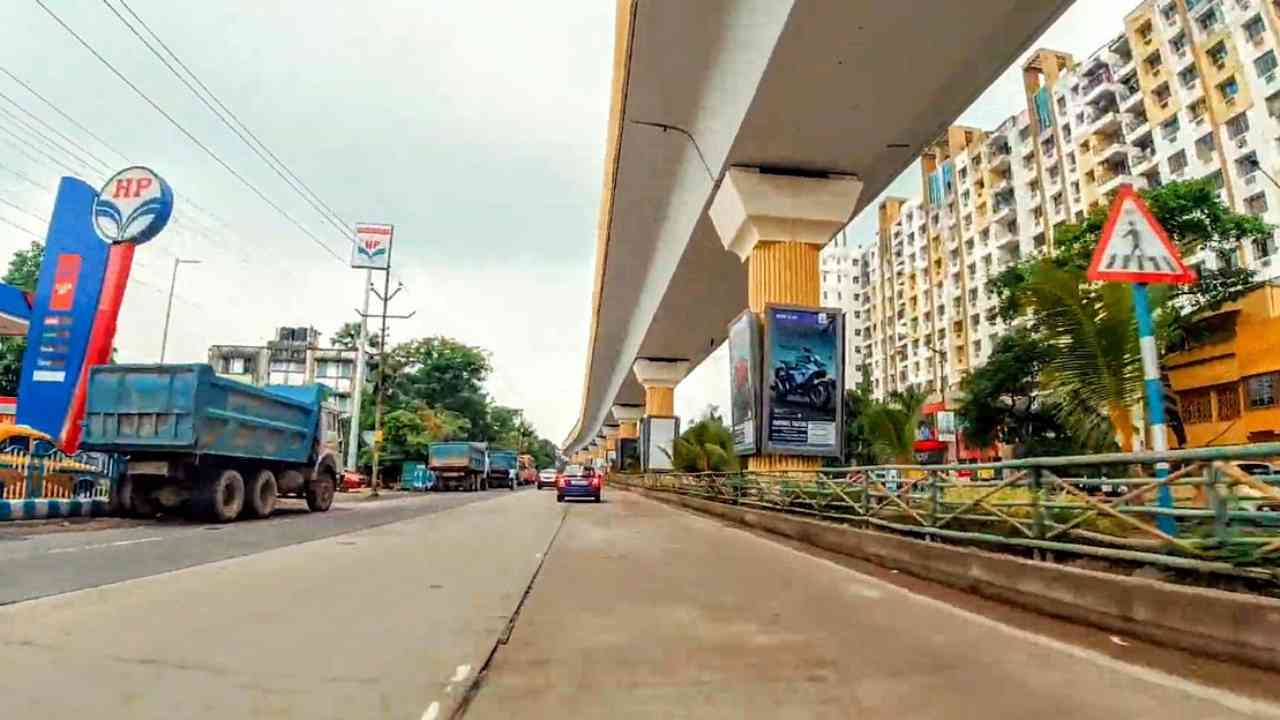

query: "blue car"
xmin=557 ymin=464 xmax=601 ymax=503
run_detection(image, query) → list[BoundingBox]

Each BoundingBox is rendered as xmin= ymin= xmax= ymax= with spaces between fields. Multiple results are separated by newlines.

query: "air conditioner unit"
xmin=1246 ymin=174 xmax=1258 ymax=185
xmin=1268 ymin=71 xmax=1277 ymax=84
xmin=1236 ymin=135 xmax=1249 ymax=149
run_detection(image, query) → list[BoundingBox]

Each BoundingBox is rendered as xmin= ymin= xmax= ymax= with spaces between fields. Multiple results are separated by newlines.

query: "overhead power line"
xmin=109 ymin=0 xmax=358 ymax=245
xmin=0 ymin=63 xmax=246 ymax=251
xmin=0 ymin=87 xmax=111 ymax=173
xmin=33 ymin=0 xmax=347 ymax=265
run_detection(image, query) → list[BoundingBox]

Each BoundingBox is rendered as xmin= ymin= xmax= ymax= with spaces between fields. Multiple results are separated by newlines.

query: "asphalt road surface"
xmin=2 ymin=487 xmax=1279 ymax=719
xmin=0 ymin=487 xmax=526 ymax=605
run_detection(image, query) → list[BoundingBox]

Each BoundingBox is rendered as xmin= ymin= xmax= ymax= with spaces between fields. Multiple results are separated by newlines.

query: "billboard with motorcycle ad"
xmin=762 ymin=304 xmax=844 ymax=457
xmin=727 ymin=310 xmax=760 ymax=456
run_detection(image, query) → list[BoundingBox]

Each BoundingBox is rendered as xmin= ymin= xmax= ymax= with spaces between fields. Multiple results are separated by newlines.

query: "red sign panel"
xmin=49 ymin=254 xmax=82 ymax=312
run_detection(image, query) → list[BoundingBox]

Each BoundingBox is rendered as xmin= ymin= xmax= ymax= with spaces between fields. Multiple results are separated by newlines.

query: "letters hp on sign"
xmin=351 ymin=223 xmax=394 ymax=269
xmin=92 ymin=167 xmax=174 ymax=244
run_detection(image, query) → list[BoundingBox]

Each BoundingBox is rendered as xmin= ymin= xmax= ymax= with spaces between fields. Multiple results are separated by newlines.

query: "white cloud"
xmin=0 ymin=0 xmax=612 ymax=442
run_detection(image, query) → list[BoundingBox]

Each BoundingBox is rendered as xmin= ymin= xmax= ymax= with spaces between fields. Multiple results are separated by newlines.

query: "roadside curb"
xmin=621 ymin=485 xmax=1280 ymax=673
xmin=0 ymin=498 xmax=111 ymax=521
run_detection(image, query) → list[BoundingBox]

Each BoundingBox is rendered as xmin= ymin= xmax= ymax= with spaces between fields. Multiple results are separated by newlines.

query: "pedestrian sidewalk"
xmin=465 ymin=491 xmax=1279 ymax=720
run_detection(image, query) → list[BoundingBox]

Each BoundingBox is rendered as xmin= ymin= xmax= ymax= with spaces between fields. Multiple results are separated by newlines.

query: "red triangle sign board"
xmin=1087 ymin=185 xmax=1196 ymax=284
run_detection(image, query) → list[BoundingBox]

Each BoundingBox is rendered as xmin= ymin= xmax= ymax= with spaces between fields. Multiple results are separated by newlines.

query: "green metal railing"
xmin=611 ymin=443 xmax=1280 ymax=580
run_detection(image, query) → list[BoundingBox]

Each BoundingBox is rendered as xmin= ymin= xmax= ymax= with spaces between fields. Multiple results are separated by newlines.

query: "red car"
xmin=340 ymin=471 xmax=367 ymax=492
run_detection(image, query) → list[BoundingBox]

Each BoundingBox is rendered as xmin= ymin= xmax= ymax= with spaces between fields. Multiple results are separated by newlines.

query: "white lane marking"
xmin=1111 ymin=635 xmax=1131 ymax=647
xmin=47 ymin=537 xmax=163 ymax=555
xmin=847 ymin=585 xmax=882 ymax=600
xmin=737 ymin=525 xmax=1280 ymax=717
xmin=420 ymin=701 xmax=440 ymax=720
xmin=450 ymin=664 xmax=471 ymax=682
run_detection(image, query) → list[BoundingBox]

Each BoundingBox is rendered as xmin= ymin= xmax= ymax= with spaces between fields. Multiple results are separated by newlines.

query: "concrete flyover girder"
xmin=565 ymin=0 xmax=1075 ymax=451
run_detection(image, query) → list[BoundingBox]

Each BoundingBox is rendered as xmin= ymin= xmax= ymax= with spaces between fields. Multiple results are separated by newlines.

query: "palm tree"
xmin=862 ymin=387 xmax=927 ymax=464
xmin=1021 ymin=263 xmax=1140 ymax=452
xmin=670 ymin=416 xmax=738 ymax=472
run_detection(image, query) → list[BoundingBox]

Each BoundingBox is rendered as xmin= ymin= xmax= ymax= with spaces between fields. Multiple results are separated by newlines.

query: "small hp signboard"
xmin=351 ymin=223 xmax=394 ymax=270
xmin=1086 ymin=184 xmax=1192 ymax=534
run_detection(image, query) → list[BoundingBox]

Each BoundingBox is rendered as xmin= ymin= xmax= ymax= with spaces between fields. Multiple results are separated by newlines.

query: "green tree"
xmin=838 ymin=366 xmax=876 ymax=466
xmin=671 ymin=414 xmax=737 ymax=472
xmin=386 ymin=336 xmax=493 ymax=438
xmin=991 ymin=180 xmax=1263 ymax=451
xmin=331 ymin=321 xmax=381 ymax=351
xmin=0 ymin=241 xmax=43 ymax=395
xmin=956 ymin=328 xmax=1097 ymax=456
xmin=862 ymin=387 xmax=926 ymax=464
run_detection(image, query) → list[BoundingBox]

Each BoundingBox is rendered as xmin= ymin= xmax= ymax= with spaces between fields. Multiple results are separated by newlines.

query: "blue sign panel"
xmin=16 ymin=177 xmax=110 ymax=441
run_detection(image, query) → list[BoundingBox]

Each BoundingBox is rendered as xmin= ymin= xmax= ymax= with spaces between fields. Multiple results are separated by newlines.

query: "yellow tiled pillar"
xmin=709 ymin=167 xmax=864 ymax=473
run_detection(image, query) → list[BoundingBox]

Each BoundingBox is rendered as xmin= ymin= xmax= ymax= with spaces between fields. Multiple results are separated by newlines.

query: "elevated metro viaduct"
xmin=563 ymin=0 xmax=1075 ymax=466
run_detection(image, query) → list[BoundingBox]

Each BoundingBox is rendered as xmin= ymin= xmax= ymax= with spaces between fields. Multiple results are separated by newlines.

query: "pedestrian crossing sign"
xmin=1087 ymin=185 xmax=1196 ymax=285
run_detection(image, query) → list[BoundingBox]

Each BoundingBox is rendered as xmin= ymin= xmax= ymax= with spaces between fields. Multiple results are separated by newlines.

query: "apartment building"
xmin=208 ymin=326 xmax=361 ymax=414
xmin=820 ymin=0 xmax=1280 ymax=407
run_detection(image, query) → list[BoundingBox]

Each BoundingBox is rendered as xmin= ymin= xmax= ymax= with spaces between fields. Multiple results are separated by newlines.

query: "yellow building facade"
xmin=1166 ymin=283 xmax=1280 ymax=446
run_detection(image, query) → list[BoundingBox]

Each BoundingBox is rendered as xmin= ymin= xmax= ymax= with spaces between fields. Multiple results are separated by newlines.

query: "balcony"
xmin=1081 ymin=67 xmax=1117 ymax=104
xmin=1095 ymin=139 xmax=1129 ymax=163
xmin=1118 ymin=83 xmax=1144 ymax=110
xmin=1130 ymin=147 xmax=1158 ymax=173
xmin=1121 ymin=112 xmax=1150 ymax=138
xmin=989 ymin=145 xmax=1012 ymax=170
xmin=1097 ymin=171 xmax=1141 ymax=195
xmin=1085 ymin=106 xmax=1121 ymax=135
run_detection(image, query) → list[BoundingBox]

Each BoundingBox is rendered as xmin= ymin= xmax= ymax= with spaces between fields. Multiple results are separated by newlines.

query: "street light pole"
xmin=160 ymin=257 xmax=201 ymax=363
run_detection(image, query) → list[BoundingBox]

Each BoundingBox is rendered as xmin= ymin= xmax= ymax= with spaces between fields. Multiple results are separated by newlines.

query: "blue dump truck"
xmin=428 ymin=441 xmax=487 ymax=491
xmin=486 ymin=449 xmax=518 ymax=490
xmin=80 ymin=364 xmax=343 ymax=522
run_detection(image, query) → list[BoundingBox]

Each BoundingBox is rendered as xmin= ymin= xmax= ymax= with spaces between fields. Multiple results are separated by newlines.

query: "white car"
xmin=537 ymin=468 xmax=557 ymax=490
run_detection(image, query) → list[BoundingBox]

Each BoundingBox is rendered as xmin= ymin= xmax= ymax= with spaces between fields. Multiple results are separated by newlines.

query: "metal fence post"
xmin=928 ymin=469 xmax=940 ymax=533
xmin=1206 ymin=462 xmax=1229 ymax=548
xmin=1031 ymin=465 xmax=1045 ymax=541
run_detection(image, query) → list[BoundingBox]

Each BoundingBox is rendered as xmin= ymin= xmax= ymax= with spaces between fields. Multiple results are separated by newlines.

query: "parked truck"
xmin=487 ymin=449 xmax=518 ymax=490
xmin=428 ymin=441 xmax=487 ymax=491
xmin=517 ymin=453 xmax=537 ymax=486
xmin=80 ymin=364 xmax=342 ymax=522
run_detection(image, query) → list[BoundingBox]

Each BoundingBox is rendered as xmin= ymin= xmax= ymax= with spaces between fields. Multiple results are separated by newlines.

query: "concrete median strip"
xmin=622 ymin=486 xmax=1280 ymax=674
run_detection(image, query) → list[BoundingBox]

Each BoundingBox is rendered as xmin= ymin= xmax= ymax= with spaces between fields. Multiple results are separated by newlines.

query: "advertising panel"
xmin=17 ymin=178 xmax=110 ymax=444
xmin=761 ymin=304 xmax=844 ymax=457
xmin=641 ymin=416 xmax=679 ymax=472
xmin=618 ymin=437 xmax=640 ymax=472
xmin=936 ymin=410 xmax=957 ymax=442
xmin=351 ymin=223 xmax=394 ymax=269
xmin=727 ymin=309 xmax=760 ymax=456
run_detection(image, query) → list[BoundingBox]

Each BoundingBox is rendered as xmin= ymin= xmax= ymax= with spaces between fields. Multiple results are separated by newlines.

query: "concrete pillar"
xmin=612 ymin=404 xmax=643 ymax=439
xmin=632 ymin=359 xmax=690 ymax=417
xmin=709 ymin=167 xmax=863 ymax=473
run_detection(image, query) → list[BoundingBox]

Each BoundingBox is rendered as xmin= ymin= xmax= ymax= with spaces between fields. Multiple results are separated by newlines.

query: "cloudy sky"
xmin=0 ymin=1 xmax=1136 ymax=443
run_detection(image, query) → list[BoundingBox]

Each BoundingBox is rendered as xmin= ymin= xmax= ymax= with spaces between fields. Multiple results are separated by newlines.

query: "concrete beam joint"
xmin=610 ymin=404 xmax=645 ymax=423
xmin=632 ymin=358 xmax=691 ymax=388
xmin=709 ymin=166 xmax=864 ymax=261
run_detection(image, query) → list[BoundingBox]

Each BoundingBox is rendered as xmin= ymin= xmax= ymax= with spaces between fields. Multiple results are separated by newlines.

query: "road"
xmin=2 ymin=487 xmax=1278 ymax=719
xmin=0 ymin=489 xmax=515 ymax=605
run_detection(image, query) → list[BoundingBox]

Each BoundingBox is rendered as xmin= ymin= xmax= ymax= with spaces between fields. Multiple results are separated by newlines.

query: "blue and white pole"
xmin=1130 ymin=283 xmax=1178 ymax=535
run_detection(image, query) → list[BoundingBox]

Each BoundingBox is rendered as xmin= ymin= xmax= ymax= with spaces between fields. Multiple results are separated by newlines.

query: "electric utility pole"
xmin=345 ymin=270 xmax=372 ymax=471
xmin=357 ymin=274 xmax=414 ymax=496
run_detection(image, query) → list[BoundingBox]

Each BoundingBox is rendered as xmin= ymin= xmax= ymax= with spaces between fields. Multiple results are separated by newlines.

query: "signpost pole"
xmin=1130 ymin=282 xmax=1178 ymax=535
xmin=345 ymin=269 xmax=372 ymax=471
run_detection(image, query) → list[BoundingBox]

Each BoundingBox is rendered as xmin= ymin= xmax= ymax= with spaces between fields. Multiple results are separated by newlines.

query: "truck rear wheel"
xmin=244 ymin=469 xmax=278 ymax=519
xmin=196 ymin=468 xmax=245 ymax=523
xmin=307 ymin=470 xmax=335 ymax=512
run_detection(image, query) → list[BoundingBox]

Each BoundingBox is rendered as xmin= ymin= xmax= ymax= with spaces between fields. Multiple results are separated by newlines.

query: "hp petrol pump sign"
xmin=92 ymin=166 xmax=174 ymax=244
xmin=351 ymin=223 xmax=394 ymax=269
